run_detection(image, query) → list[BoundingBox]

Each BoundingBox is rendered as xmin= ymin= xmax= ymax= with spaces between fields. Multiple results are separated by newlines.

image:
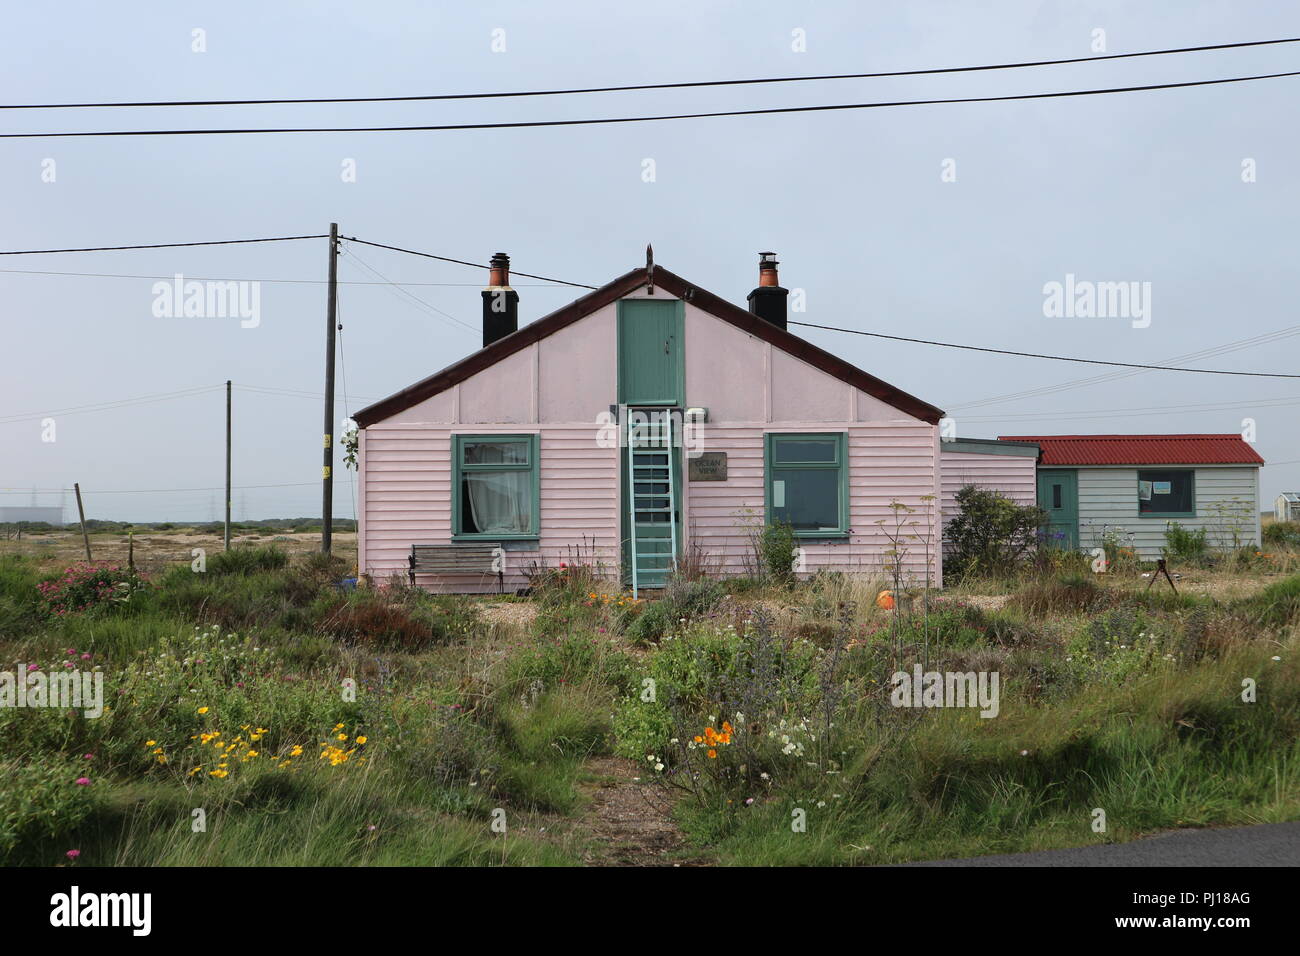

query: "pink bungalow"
xmin=352 ymin=251 xmax=946 ymax=594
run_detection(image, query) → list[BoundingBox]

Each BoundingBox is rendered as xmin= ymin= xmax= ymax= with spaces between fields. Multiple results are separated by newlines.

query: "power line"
xmin=339 ymin=244 xmax=479 ymax=334
xmin=958 ymin=395 xmax=1300 ymax=424
xmin=0 ymin=235 xmax=327 ymax=255
xmin=8 ymin=69 xmax=1299 ymax=139
xmin=0 ymin=266 xmax=568 ymax=287
xmin=0 ymin=384 xmax=224 ymax=425
xmin=237 ymin=383 xmax=383 ymax=403
xmin=948 ymin=326 xmax=1300 ymax=410
xmin=6 ymin=36 xmax=1296 ymax=109
xmin=0 ymin=482 xmax=319 ymax=495
xmin=0 ymin=382 xmax=391 ymax=426
xmin=343 ymin=236 xmax=596 ymax=289
xmin=788 ymin=320 xmax=1300 ymax=378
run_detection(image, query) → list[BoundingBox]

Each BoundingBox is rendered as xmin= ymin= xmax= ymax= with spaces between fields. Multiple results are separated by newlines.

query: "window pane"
xmin=463 ymin=440 xmax=528 ymax=466
xmin=771 ymin=468 xmax=839 ymax=530
xmin=773 ymin=438 xmax=837 ymax=464
xmin=461 ymin=470 xmax=532 ymax=533
xmin=1138 ymin=471 xmax=1193 ymax=514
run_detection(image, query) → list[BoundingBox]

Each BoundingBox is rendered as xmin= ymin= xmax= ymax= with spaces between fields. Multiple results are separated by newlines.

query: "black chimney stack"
xmin=482 ymin=252 xmax=519 ymax=348
xmin=747 ymin=251 xmax=787 ymax=330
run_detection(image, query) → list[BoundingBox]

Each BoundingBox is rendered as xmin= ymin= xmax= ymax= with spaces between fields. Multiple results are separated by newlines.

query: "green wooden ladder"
xmin=627 ymin=411 xmax=678 ymax=596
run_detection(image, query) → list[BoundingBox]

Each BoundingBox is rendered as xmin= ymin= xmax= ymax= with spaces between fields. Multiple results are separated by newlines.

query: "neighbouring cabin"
xmin=353 ymin=251 xmax=947 ymax=593
xmin=938 ymin=438 xmax=1040 ymax=545
xmin=1276 ymin=492 xmax=1300 ymax=522
xmin=998 ymin=434 xmax=1265 ymax=558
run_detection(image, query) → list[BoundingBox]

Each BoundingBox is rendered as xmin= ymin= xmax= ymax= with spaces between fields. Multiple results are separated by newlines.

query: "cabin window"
xmin=765 ymin=433 xmax=848 ymax=535
xmin=1137 ymin=469 xmax=1195 ymax=517
xmin=453 ymin=434 xmax=539 ymax=538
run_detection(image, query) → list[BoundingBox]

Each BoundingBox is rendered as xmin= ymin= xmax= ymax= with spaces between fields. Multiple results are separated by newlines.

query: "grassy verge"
xmin=1 ymin=549 xmax=1297 ymax=866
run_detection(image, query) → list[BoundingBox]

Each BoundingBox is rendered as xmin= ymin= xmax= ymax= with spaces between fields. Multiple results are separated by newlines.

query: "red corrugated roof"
xmin=997 ymin=434 xmax=1265 ymax=467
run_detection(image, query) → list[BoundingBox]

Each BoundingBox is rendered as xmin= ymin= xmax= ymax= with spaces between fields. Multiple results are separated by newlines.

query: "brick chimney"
xmin=482 ymin=252 xmax=519 ymax=348
xmin=746 ymin=251 xmax=787 ymax=330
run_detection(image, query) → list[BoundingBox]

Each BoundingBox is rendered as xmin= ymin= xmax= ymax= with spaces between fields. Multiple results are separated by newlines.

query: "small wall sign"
xmin=689 ymin=452 xmax=728 ymax=481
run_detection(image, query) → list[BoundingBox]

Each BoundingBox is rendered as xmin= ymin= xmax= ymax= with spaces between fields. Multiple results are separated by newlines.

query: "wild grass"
xmin=1 ymin=547 xmax=1297 ymax=867
xmin=696 ymin=640 xmax=1300 ymax=865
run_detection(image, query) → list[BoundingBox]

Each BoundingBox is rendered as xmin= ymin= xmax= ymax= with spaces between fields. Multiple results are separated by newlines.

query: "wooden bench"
xmin=408 ymin=544 xmax=503 ymax=591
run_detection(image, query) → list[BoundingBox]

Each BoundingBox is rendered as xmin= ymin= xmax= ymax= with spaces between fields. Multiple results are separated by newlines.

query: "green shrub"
xmin=944 ymin=485 xmax=1047 ymax=578
xmin=758 ymin=521 xmax=797 ymax=586
xmin=207 ymin=545 xmax=290 ymax=576
xmin=36 ymin=563 xmax=147 ymax=617
xmin=1263 ymin=521 xmax=1300 ymax=549
xmin=1163 ymin=523 xmax=1209 ymax=563
xmin=625 ymin=600 xmax=678 ymax=644
xmin=0 ymin=756 xmax=101 ymax=860
xmin=663 ymin=575 xmax=724 ymax=618
xmin=626 ymin=576 xmax=724 ymax=644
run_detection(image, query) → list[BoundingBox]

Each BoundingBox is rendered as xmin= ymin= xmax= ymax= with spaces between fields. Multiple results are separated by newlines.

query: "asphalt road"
xmin=907 ymin=822 xmax=1300 ymax=866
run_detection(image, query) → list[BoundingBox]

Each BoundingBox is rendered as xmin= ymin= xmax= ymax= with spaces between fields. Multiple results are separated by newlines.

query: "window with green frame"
xmin=765 ymin=432 xmax=848 ymax=535
xmin=1137 ymin=469 xmax=1195 ymax=517
xmin=452 ymin=434 xmax=539 ymax=538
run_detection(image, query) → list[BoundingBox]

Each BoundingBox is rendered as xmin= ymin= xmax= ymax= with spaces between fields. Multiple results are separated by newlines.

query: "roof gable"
xmin=353 ymin=265 xmax=944 ymax=426
xmin=998 ymin=434 xmax=1265 ymax=467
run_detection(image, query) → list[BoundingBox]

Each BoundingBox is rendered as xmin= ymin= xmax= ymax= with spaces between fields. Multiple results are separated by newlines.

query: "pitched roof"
xmin=353 ymin=264 xmax=945 ymax=426
xmin=997 ymin=434 xmax=1265 ymax=467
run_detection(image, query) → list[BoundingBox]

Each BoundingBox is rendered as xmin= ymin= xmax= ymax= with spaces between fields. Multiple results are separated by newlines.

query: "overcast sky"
xmin=3 ymin=1 xmax=1298 ymax=522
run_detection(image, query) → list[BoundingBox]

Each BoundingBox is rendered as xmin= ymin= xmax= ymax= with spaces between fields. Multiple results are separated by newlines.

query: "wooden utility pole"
xmin=73 ymin=482 xmax=91 ymax=561
xmin=322 ymin=222 xmax=339 ymax=552
xmin=225 ymin=379 xmax=232 ymax=551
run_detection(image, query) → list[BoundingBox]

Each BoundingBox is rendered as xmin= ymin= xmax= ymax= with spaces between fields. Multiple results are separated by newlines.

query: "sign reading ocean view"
xmin=688 ymin=452 xmax=728 ymax=481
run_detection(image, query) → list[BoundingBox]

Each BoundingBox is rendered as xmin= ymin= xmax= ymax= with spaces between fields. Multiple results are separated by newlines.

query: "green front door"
xmin=1037 ymin=469 xmax=1079 ymax=549
xmin=617 ymin=299 xmax=684 ymax=406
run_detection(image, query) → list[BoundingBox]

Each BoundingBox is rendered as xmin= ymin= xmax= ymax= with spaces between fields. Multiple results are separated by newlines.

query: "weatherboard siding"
xmin=683 ymin=422 xmax=941 ymax=585
xmin=938 ymin=448 xmax=1039 ymax=531
xmin=1076 ymin=466 xmax=1260 ymax=558
xmin=359 ymin=287 xmax=943 ymax=591
xmin=360 ymin=423 xmax=619 ymax=592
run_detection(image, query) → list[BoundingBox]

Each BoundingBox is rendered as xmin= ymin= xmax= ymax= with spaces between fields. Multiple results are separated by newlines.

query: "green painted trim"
xmin=764 ymin=432 xmax=849 ymax=537
xmin=1136 ymin=468 xmax=1196 ymax=518
xmin=616 ymin=299 xmax=685 ymax=406
xmin=451 ymin=433 xmax=540 ymax=539
xmin=1036 ymin=468 xmax=1079 ymax=549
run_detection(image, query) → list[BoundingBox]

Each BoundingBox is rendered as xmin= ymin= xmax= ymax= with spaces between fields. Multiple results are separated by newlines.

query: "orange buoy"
xmin=876 ymin=590 xmax=895 ymax=610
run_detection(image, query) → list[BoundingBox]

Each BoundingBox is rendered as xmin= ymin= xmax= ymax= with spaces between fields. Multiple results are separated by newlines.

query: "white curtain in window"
xmin=465 ymin=471 xmax=531 ymax=533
